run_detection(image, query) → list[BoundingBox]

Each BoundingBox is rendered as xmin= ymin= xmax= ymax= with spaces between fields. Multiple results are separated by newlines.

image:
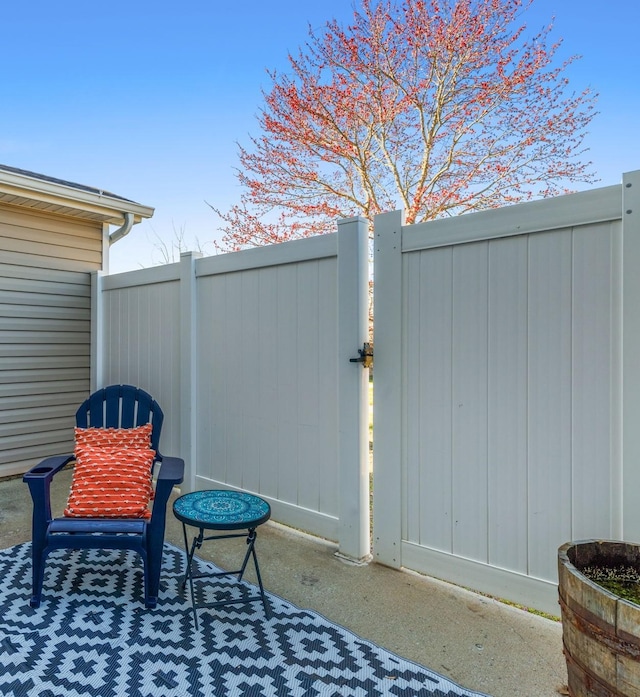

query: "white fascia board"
xmin=0 ymin=168 xmax=154 ymax=224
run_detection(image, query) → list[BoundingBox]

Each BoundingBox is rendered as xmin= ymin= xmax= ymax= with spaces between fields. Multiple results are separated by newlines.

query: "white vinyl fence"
xmin=93 ymin=170 xmax=640 ymax=614
xmin=93 ymin=218 xmax=371 ymax=561
xmin=373 ymin=171 xmax=640 ymax=615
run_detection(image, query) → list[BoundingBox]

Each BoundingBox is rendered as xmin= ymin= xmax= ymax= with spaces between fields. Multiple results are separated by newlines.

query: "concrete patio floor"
xmin=0 ymin=468 xmax=568 ymax=697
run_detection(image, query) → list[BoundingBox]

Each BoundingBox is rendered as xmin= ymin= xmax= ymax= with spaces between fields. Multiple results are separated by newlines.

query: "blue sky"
xmin=2 ymin=0 xmax=639 ymax=273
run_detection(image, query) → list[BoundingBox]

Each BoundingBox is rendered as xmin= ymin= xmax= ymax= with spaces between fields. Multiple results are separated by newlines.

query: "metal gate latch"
xmin=349 ymin=342 xmax=373 ymax=368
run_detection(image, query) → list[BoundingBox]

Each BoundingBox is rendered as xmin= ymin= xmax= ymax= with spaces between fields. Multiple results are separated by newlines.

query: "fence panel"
xmin=97 ymin=265 xmax=182 ymax=456
xmin=373 ymin=179 xmax=635 ymax=615
xmin=195 ymin=249 xmax=340 ymax=538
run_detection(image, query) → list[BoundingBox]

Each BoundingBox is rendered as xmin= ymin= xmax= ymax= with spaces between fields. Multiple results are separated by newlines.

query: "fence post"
xmin=91 ymin=221 xmax=111 ymax=392
xmin=90 ymin=270 xmax=105 ymax=393
xmin=623 ymin=170 xmax=640 ymax=540
xmin=337 ymin=217 xmax=371 ymax=561
xmin=373 ymin=210 xmax=405 ymax=568
xmin=180 ymin=251 xmax=201 ymax=493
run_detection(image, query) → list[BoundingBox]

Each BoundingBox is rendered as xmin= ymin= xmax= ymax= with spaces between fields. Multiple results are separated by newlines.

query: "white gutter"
xmin=108 ymin=211 xmax=135 ymax=245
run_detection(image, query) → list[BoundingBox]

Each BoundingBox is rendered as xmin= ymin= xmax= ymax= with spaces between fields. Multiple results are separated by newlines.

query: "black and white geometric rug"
xmin=0 ymin=543 xmax=490 ymax=696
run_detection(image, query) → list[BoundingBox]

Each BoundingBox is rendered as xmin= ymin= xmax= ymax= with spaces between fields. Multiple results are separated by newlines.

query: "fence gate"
xmin=372 ymin=172 xmax=640 ymax=616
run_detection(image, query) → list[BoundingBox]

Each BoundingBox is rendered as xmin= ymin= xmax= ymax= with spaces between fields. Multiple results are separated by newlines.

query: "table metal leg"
xmin=239 ymin=529 xmax=269 ymax=618
xmin=180 ymin=525 xmax=270 ymax=626
xmin=181 ymin=522 xmax=201 ymax=629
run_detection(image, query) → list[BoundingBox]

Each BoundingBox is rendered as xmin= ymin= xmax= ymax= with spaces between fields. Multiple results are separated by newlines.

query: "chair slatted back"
xmin=75 ymin=385 xmax=164 ymax=455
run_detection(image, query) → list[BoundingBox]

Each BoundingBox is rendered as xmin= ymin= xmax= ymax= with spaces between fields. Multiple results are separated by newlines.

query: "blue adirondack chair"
xmin=23 ymin=385 xmax=184 ymax=608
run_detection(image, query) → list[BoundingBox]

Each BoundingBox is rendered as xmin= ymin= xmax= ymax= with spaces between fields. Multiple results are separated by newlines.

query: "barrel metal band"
xmin=559 ymin=592 xmax=640 ymax=660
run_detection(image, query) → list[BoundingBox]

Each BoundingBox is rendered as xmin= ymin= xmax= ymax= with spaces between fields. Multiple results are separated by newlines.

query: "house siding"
xmin=0 ymin=204 xmax=100 ymax=477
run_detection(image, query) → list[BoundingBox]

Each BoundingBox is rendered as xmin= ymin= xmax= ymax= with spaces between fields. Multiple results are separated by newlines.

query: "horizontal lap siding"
xmin=0 ymin=205 xmax=102 ymax=271
xmin=0 ymin=206 xmax=101 ymax=477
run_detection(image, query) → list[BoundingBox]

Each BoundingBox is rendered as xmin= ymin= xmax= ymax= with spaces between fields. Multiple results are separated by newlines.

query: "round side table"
xmin=173 ymin=489 xmax=271 ymax=628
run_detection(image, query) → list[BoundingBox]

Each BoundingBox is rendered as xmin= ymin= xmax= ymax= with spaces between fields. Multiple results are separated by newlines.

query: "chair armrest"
xmin=155 ymin=456 xmax=184 ymax=486
xmin=23 ymin=454 xmax=75 ymax=485
xmin=23 ymin=454 xmax=75 ymax=533
xmin=149 ymin=456 xmax=185 ymax=537
xmin=152 ymin=456 xmax=184 ymax=510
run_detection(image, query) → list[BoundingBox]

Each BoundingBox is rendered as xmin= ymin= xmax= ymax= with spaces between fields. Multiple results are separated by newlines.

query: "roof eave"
xmin=0 ymin=168 xmax=154 ymax=224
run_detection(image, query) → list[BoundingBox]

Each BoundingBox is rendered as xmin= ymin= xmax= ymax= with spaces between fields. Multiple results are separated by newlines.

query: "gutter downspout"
xmin=108 ymin=211 xmax=135 ymax=245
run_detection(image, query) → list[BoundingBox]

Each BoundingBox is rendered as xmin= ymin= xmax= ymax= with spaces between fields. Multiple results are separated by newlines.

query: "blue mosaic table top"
xmin=173 ymin=490 xmax=271 ymax=530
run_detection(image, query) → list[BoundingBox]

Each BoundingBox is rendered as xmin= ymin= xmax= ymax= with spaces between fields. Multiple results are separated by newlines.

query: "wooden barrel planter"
xmin=558 ymin=540 xmax=640 ymax=697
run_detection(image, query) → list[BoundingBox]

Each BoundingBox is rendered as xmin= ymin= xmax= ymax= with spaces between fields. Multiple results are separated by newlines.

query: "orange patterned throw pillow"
xmin=74 ymin=423 xmax=153 ymax=450
xmin=64 ymin=447 xmax=156 ymax=519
